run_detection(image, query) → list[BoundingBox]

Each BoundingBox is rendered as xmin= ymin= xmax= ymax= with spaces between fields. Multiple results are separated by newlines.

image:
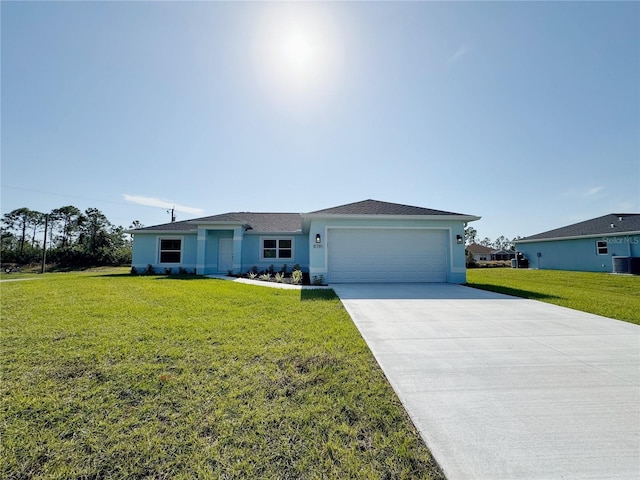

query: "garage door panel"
xmin=328 ymin=229 xmax=447 ymax=283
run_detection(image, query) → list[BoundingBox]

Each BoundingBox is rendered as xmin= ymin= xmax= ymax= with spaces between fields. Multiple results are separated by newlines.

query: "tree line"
xmin=1 ymin=206 xmax=142 ymax=267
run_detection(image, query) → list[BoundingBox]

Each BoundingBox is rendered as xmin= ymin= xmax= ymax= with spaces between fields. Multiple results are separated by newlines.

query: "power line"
xmin=1 ymin=185 xmax=160 ymax=209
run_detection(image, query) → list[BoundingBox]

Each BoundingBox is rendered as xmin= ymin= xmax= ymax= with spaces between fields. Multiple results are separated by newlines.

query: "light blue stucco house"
xmin=514 ymin=214 xmax=640 ymax=274
xmin=128 ymin=199 xmax=480 ymax=284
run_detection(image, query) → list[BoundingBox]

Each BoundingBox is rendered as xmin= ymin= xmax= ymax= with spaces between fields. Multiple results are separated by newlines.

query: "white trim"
xmin=304 ymin=213 xmax=480 ymax=222
xmin=157 ymin=235 xmax=184 ymax=264
xmin=595 ymin=240 xmax=609 ymax=256
xmin=259 ymin=236 xmax=295 ymax=261
xmin=126 ymin=229 xmax=196 ymax=235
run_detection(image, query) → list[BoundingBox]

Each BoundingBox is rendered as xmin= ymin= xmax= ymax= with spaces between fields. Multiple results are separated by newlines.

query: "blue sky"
xmin=2 ymin=1 xmax=639 ymax=241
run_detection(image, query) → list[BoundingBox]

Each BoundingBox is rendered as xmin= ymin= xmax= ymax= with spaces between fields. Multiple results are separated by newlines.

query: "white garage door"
xmin=328 ymin=229 xmax=447 ymax=283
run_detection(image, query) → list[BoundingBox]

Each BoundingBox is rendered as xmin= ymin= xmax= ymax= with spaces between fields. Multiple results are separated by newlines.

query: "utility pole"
xmin=40 ymin=214 xmax=49 ymax=274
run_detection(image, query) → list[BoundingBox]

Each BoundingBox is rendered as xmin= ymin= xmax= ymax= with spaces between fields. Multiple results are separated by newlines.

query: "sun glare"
xmin=281 ymin=30 xmax=315 ymax=76
xmin=253 ymin=5 xmax=344 ymax=104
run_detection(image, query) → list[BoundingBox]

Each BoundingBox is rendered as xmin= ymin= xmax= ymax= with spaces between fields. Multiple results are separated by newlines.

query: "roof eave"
xmin=515 ymin=230 xmax=640 ymax=244
xmin=188 ymin=220 xmax=245 ymax=226
xmin=302 ymin=213 xmax=480 ymax=222
xmin=125 ymin=229 xmax=197 ymax=235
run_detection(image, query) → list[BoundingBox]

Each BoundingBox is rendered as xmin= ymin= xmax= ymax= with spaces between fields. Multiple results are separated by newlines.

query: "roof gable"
xmin=517 ymin=214 xmax=640 ymax=242
xmin=308 ymin=199 xmax=470 ymax=216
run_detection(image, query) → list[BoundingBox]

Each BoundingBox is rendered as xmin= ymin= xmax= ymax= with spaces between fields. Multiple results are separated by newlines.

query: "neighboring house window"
xmin=160 ymin=238 xmax=182 ymax=263
xmin=596 ymin=240 xmax=608 ymax=255
xmin=262 ymin=238 xmax=292 ymax=259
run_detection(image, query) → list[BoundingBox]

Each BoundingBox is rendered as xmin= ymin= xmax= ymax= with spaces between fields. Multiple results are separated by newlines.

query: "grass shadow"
xmin=95 ymin=273 xmax=136 ymax=278
xmin=155 ymin=274 xmax=215 ymax=281
xmin=94 ymin=274 xmax=212 ymax=280
xmin=466 ymin=283 xmax=563 ymax=301
xmin=300 ymin=289 xmax=339 ymax=301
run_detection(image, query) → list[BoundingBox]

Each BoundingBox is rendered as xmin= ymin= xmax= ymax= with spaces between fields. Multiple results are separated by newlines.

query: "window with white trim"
xmin=159 ymin=238 xmax=182 ymax=263
xmin=596 ymin=240 xmax=608 ymax=255
xmin=262 ymin=238 xmax=292 ymax=259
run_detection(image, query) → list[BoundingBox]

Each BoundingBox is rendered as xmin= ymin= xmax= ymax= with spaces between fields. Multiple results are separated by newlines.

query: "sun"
xmin=253 ymin=5 xmax=343 ymax=102
xmin=281 ymin=29 xmax=315 ymax=76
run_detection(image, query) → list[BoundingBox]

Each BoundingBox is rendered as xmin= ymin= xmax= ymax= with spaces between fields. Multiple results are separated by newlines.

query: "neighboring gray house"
xmin=128 ymin=199 xmax=480 ymax=284
xmin=514 ymin=214 xmax=640 ymax=273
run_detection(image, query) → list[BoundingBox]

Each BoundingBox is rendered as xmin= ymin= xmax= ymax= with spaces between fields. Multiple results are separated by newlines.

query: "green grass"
xmin=1 ymin=270 xmax=443 ymax=479
xmin=467 ymin=268 xmax=640 ymax=325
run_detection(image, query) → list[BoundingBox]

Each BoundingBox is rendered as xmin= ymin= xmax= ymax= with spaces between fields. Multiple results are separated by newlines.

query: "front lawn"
xmin=1 ymin=270 xmax=443 ymax=479
xmin=466 ymin=268 xmax=640 ymax=325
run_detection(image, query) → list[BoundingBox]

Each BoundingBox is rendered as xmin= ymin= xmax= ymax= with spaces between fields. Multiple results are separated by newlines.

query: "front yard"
xmin=1 ymin=270 xmax=443 ymax=479
xmin=467 ymin=268 xmax=640 ymax=325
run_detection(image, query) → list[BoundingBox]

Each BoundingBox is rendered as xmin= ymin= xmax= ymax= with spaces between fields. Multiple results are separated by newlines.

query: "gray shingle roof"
xmin=130 ymin=199 xmax=477 ymax=234
xmin=132 ymin=213 xmax=302 ymax=233
xmin=132 ymin=219 xmax=196 ymax=232
xmin=197 ymin=213 xmax=302 ymax=232
xmin=517 ymin=214 xmax=640 ymax=242
xmin=308 ymin=199 xmax=470 ymax=216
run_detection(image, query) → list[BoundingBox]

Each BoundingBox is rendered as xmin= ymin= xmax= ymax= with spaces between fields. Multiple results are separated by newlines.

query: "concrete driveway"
xmin=332 ymin=283 xmax=640 ymax=480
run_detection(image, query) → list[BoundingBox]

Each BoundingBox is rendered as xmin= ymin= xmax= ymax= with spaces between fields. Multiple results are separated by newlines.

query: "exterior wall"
xmin=515 ymin=234 xmax=640 ymax=272
xmin=131 ymin=232 xmax=197 ymax=273
xmin=131 ymin=217 xmax=470 ymax=282
xmin=133 ymin=230 xmax=309 ymax=275
xmin=240 ymin=233 xmax=309 ymax=273
xmin=308 ymin=217 xmax=468 ymax=284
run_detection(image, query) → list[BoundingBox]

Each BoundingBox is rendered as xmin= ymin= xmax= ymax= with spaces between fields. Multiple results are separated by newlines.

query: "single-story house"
xmin=513 ymin=213 xmax=640 ymax=273
xmin=466 ymin=244 xmax=516 ymax=262
xmin=127 ymin=199 xmax=480 ymax=284
xmin=466 ymin=243 xmax=493 ymax=262
xmin=490 ymin=249 xmax=516 ymax=261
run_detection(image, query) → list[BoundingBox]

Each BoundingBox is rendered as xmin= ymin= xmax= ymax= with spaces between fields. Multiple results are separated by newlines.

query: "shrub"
xmin=130 ymin=266 xmax=138 ymax=275
xmin=274 ymin=272 xmax=285 ymax=283
xmin=292 ymin=269 xmax=303 ymax=285
xmin=259 ymin=273 xmax=271 ymax=281
xmin=248 ymin=272 xmax=257 ymax=279
xmin=145 ymin=264 xmax=155 ymax=275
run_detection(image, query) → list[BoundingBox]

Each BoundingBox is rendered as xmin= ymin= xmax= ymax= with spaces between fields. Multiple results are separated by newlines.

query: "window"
xmin=160 ymin=238 xmax=181 ymax=263
xmin=596 ymin=240 xmax=608 ymax=255
xmin=262 ymin=238 xmax=292 ymax=259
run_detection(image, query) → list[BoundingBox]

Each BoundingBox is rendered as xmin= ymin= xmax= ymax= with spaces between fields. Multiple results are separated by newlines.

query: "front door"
xmin=218 ymin=238 xmax=233 ymax=273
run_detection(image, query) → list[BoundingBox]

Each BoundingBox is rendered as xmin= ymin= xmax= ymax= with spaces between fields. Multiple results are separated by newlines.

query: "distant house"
xmin=466 ymin=243 xmax=493 ymax=262
xmin=513 ymin=214 xmax=640 ymax=273
xmin=466 ymin=244 xmax=516 ymax=262
xmin=490 ymin=249 xmax=516 ymax=261
xmin=127 ymin=199 xmax=480 ymax=284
